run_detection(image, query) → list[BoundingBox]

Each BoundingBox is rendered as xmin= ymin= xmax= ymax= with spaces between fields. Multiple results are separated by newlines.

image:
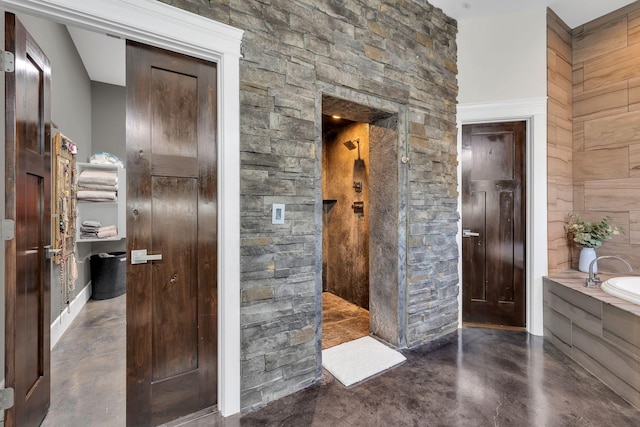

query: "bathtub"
xmin=544 ymin=273 xmax=640 ymax=409
xmin=601 ymin=276 xmax=640 ymax=305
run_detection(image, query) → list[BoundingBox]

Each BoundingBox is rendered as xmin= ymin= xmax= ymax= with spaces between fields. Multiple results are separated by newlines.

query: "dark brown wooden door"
xmin=4 ymin=13 xmax=52 ymax=427
xmin=126 ymin=41 xmax=218 ymax=426
xmin=461 ymin=122 xmax=525 ymax=327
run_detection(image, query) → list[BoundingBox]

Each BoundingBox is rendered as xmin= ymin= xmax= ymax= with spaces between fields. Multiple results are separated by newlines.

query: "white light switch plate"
xmin=272 ymin=204 xmax=285 ymax=224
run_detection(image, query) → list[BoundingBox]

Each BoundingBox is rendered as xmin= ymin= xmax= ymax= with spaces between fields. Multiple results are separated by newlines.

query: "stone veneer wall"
xmin=159 ymin=0 xmax=458 ymax=411
xmin=547 ymin=9 xmax=574 ymax=274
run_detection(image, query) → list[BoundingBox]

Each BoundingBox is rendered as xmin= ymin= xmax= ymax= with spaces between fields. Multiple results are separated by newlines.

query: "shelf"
xmin=77 ymin=237 xmax=122 ymax=243
xmin=77 ymin=200 xmax=117 ymax=205
xmin=76 ymin=162 xmax=126 ymax=243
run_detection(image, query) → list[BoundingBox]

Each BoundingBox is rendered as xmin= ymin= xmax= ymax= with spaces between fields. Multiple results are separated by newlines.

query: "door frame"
xmin=317 ymin=84 xmax=409 ymax=347
xmin=0 ymin=0 xmax=243 ymax=416
xmin=457 ymin=98 xmax=548 ymax=336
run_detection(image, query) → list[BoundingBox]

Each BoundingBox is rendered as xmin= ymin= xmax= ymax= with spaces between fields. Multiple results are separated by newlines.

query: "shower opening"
xmin=322 ymin=117 xmax=371 ymax=349
xmin=321 ymin=94 xmax=399 ymax=349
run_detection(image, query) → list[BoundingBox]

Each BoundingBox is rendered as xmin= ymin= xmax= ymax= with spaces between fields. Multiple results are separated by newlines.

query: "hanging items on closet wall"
xmin=52 ymin=132 xmax=78 ymax=305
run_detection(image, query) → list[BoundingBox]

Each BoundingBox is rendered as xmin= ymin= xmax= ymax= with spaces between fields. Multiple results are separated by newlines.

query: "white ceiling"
xmin=67 ymin=25 xmax=125 ymax=87
xmin=428 ymin=0 xmax=638 ymax=28
xmin=68 ymin=0 xmax=638 ymax=86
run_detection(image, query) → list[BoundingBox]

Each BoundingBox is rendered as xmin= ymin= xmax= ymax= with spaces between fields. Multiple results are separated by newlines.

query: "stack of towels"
xmin=77 ymin=169 xmax=118 ymax=201
xmin=80 ymin=220 xmax=118 ymax=239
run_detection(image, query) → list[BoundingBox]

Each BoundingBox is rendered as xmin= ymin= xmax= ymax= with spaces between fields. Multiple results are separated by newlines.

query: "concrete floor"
xmin=42 ymin=294 xmax=126 ymax=427
xmin=41 ymin=294 xmax=640 ymax=426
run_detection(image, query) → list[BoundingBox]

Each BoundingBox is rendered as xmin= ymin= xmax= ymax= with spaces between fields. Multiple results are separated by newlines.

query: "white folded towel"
xmin=77 ymin=190 xmax=116 ymax=201
xmin=82 ymin=220 xmax=102 ymax=228
xmin=78 ymin=183 xmax=118 ymax=192
xmin=78 ymin=169 xmax=118 ymax=186
xmin=97 ymin=227 xmax=118 ymax=238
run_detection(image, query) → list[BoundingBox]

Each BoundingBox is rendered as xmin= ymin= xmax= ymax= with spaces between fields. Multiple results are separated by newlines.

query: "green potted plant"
xmin=565 ymin=213 xmax=623 ymax=272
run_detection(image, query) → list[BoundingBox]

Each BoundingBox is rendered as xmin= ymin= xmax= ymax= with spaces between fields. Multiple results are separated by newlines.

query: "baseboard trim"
xmin=0 ymin=378 xmax=4 ymax=424
xmin=50 ymin=282 xmax=92 ymax=349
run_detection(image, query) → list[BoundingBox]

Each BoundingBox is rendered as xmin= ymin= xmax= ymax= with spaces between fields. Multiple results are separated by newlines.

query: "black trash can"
xmin=90 ymin=252 xmax=126 ymax=300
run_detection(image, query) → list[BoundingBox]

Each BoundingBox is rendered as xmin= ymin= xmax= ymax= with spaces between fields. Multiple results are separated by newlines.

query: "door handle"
xmin=462 ymin=229 xmax=480 ymax=238
xmin=44 ymin=245 xmax=61 ymax=260
xmin=131 ymin=249 xmax=163 ymax=264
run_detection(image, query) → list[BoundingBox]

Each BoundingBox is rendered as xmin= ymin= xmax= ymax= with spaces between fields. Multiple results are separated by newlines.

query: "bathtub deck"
xmin=544 ymin=271 xmax=640 ymax=410
xmin=546 ymin=270 xmax=640 ymax=317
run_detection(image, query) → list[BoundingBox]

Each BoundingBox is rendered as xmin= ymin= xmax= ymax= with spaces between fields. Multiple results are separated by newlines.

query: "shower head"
xmin=343 ymin=140 xmax=357 ymax=150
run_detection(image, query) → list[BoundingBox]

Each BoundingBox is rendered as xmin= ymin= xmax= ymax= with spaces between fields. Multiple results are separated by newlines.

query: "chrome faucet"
xmin=585 ymin=256 xmax=633 ymax=288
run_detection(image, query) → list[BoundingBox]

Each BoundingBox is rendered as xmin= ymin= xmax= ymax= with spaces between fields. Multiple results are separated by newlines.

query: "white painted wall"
xmin=456 ymin=7 xmax=549 ymax=336
xmin=457 ymin=8 xmax=548 ymax=104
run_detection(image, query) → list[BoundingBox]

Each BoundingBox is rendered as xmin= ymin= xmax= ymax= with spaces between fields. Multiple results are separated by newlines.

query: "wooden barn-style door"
xmin=461 ymin=121 xmax=526 ymax=328
xmin=4 ymin=12 xmax=52 ymax=427
xmin=125 ymin=41 xmax=218 ymax=426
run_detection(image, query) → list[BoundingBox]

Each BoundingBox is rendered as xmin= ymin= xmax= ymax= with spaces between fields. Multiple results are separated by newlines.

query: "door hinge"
xmin=1 ymin=219 xmax=15 ymax=241
xmin=0 ymin=387 xmax=14 ymax=411
xmin=0 ymin=50 xmax=14 ymax=73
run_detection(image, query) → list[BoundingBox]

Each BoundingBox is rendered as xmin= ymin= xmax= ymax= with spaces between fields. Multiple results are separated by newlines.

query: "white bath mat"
xmin=322 ymin=336 xmax=406 ymax=387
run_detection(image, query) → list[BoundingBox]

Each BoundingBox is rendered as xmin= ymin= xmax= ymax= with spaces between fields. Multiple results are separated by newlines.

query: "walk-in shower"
xmin=320 ymin=93 xmax=402 ymax=346
xmin=323 ymin=121 xmax=370 ymax=309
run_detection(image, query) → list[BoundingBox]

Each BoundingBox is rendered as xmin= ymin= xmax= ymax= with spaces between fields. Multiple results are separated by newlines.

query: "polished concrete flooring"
xmin=42 ymin=294 xmax=126 ymax=427
xmin=41 ymin=295 xmax=640 ymax=426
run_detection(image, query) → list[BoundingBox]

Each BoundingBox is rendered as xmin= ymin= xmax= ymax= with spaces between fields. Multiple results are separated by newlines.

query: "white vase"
xmin=578 ymin=247 xmax=597 ymax=273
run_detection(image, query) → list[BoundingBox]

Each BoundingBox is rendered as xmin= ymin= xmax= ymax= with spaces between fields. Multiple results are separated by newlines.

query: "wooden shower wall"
xmin=547 ymin=9 xmax=573 ymax=274
xmin=548 ymin=3 xmax=640 ymax=273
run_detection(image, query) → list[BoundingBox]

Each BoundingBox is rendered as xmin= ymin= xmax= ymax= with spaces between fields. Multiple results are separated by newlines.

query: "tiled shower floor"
xmin=321 ymin=291 xmax=370 ymax=349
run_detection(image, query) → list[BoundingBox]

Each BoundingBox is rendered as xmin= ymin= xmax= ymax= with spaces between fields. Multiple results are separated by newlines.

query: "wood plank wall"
xmin=547 ymin=9 xmax=574 ymax=273
xmin=547 ymin=3 xmax=640 ymax=273
xmin=572 ymin=2 xmax=640 ymax=270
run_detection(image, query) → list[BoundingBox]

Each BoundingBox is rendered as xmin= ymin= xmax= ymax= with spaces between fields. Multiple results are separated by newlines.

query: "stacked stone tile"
xmin=161 ymin=0 xmax=459 ymax=411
